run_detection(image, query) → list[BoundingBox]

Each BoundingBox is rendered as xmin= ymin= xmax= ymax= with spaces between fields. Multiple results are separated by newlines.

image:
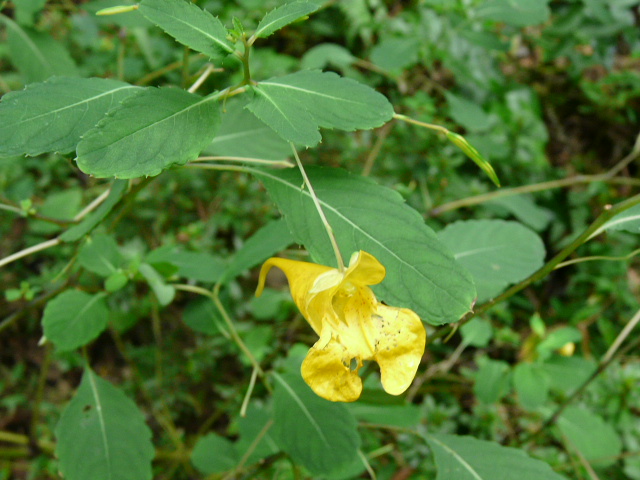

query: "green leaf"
xmin=30 ymin=189 xmax=82 ymax=235
xmin=445 ymin=92 xmax=493 ymax=132
xmin=138 ymin=0 xmax=234 ymax=59
xmin=557 ymin=406 xmax=623 ymax=467
xmin=474 ymin=358 xmax=510 ymax=404
xmin=205 ymin=100 xmax=292 ymax=160
xmin=438 ymin=220 xmax=545 ymax=302
xmin=253 ymin=166 xmax=476 ymax=325
xmin=76 ymin=88 xmax=221 ymax=178
xmin=254 ymin=1 xmax=320 ymax=39
xmin=0 ymin=77 xmax=139 ymax=157
xmin=370 ymin=37 xmax=420 ymax=72
xmin=541 ymin=356 xmax=596 ymax=394
xmin=105 ymin=271 xmax=129 ymax=292
xmin=236 ymin=404 xmax=280 ymax=464
xmin=42 ymin=290 xmax=109 ymax=351
xmin=347 ymin=403 xmax=421 ymax=428
xmin=14 ymin=0 xmax=47 ymax=26
xmin=537 ymin=327 xmax=581 ymax=359
xmin=56 ymin=368 xmax=154 ymax=480
xmin=1 ymin=15 xmax=78 ymax=83
xmin=460 ymin=318 xmax=493 ymax=348
xmin=139 ymin=263 xmax=175 ymax=306
xmin=78 ymin=234 xmax=124 ymax=277
xmin=191 ymin=433 xmax=239 ymax=474
xmin=219 ymin=218 xmax=293 ymax=284
xmin=146 ymin=245 xmax=226 ymax=283
xmin=488 ymin=194 xmax=554 ymax=232
xmin=60 ymin=180 xmax=128 ymax=242
xmin=513 ymin=362 xmax=550 ymax=410
xmin=424 ymin=433 xmax=568 ymax=480
xmin=182 ymin=298 xmax=222 ymax=335
xmin=246 ymin=70 xmax=394 ymax=147
xmin=271 ymin=372 xmax=361 ymax=475
xmin=476 ymin=0 xmax=551 ymax=27
xmin=597 ymin=202 xmax=640 ymax=234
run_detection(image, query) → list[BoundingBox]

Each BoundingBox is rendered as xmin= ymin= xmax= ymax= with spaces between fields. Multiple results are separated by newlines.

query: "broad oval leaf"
xmin=425 ymin=433 xmax=568 ymax=480
xmin=253 ymin=166 xmax=475 ymax=325
xmin=138 ymin=0 xmax=234 ymax=59
xmin=76 ymin=88 xmax=221 ymax=178
xmin=191 ymin=433 xmax=239 ymax=474
xmin=1 ymin=14 xmax=78 ymax=83
xmin=78 ymin=234 xmax=124 ymax=277
xmin=56 ymin=368 xmax=154 ymax=480
xmin=254 ymin=1 xmax=320 ymax=39
xmin=513 ymin=362 xmax=550 ymax=410
xmin=246 ymin=70 xmax=394 ymax=147
xmin=0 ymin=77 xmax=139 ymax=157
xmin=557 ymin=406 xmax=623 ymax=467
xmin=438 ymin=220 xmax=545 ymax=302
xmin=42 ymin=290 xmax=109 ymax=351
xmin=146 ymin=245 xmax=226 ymax=283
xmin=271 ymin=372 xmax=361 ymax=476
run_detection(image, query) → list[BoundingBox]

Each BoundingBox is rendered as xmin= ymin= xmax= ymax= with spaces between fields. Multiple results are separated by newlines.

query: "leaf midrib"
xmin=260 ymin=79 xmax=374 ymax=108
xmin=428 ymin=435 xmax=484 ymax=480
xmin=80 ymin=93 xmax=216 ymax=156
xmin=87 ymin=371 xmax=114 ymax=480
xmin=8 ymin=85 xmax=138 ymax=128
xmin=252 ymin=168 xmax=470 ymax=309
xmin=141 ymin=3 xmax=233 ymax=54
xmin=273 ymin=373 xmax=331 ymax=448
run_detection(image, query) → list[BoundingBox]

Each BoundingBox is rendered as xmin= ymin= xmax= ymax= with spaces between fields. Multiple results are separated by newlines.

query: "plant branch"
xmin=0 ymin=238 xmax=60 ymax=269
xmin=518 ymin=310 xmax=640 ymax=445
xmin=427 ymin=192 xmax=640 ymax=345
xmin=290 ymin=143 xmax=345 ymax=272
xmin=430 ymin=175 xmax=640 ymax=216
xmin=173 ymin=283 xmax=265 ymax=378
xmin=193 ymin=156 xmax=293 ymax=168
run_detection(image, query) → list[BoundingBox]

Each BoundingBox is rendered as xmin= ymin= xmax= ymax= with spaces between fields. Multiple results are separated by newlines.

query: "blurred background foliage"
xmin=1 ymin=0 xmax=639 ymax=479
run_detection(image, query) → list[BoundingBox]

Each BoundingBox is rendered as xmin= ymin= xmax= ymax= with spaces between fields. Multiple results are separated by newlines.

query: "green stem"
xmin=427 ymin=192 xmax=640 ymax=345
xmin=393 ymin=113 xmax=448 ymax=135
xmin=554 ymin=248 xmax=640 ymax=269
xmin=173 ymin=283 xmax=265 ymax=377
xmin=193 ymin=156 xmax=293 ymax=168
xmin=290 ymin=143 xmax=346 ymax=272
xmin=430 ymin=174 xmax=640 ymax=216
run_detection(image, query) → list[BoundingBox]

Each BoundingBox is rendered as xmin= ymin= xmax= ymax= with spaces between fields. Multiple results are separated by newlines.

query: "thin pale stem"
xmin=240 ymin=366 xmax=259 ymax=418
xmin=0 ymin=203 xmax=22 ymax=214
xmin=187 ymin=63 xmax=216 ymax=93
xmin=73 ymin=187 xmax=111 ymax=221
xmin=555 ymin=248 xmax=640 ymax=269
xmin=427 ymin=192 xmax=640 ymax=345
xmin=430 ymin=175 xmax=640 ymax=216
xmin=603 ymin=132 xmax=640 ymax=178
xmin=393 ymin=113 xmax=448 ymax=135
xmin=290 ymin=143 xmax=345 ymax=272
xmin=0 ymin=238 xmax=60 ymax=269
xmin=173 ymin=283 xmax=265 ymax=377
xmin=602 ymin=305 xmax=640 ymax=364
xmin=193 ymin=156 xmax=293 ymax=168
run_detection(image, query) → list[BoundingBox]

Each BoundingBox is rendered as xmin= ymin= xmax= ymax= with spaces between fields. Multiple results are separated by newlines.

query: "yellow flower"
xmin=256 ymin=250 xmax=426 ymax=402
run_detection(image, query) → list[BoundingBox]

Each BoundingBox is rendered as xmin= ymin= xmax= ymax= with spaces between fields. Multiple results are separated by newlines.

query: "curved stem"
xmin=427 ymin=192 xmax=640 ymax=345
xmin=393 ymin=113 xmax=448 ymax=135
xmin=430 ymin=175 xmax=640 ymax=216
xmin=193 ymin=156 xmax=293 ymax=168
xmin=0 ymin=238 xmax=60 ymax=269
xmin=554 ymin=248 xmax=640 ymax=269
xmin=290 ymin=143 xmax=346 ymax=272
xmin=173 ymin=283 xmax=265 ymax=378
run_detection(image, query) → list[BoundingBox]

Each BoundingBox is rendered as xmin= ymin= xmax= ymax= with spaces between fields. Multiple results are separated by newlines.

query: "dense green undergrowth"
xmin=1 ymin=1 xmax=640 ymax=479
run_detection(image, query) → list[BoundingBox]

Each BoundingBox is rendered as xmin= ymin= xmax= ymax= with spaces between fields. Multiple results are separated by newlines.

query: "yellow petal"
xmin=301 ymin=328 xmax=363 ymax=402
xmin=372 ymin=304 xmax=426 ymax=396
xmin=256 ymin=257 xmax=333 ymax=333
xmin=344 ymin=251 xmax=386 ymax=287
